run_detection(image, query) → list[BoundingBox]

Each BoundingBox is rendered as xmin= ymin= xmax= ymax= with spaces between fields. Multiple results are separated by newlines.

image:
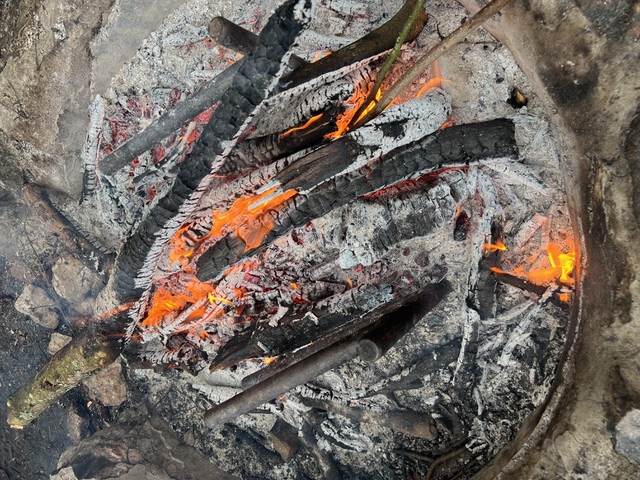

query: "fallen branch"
xmin=6 ymin=317 xmax=125 ymax=427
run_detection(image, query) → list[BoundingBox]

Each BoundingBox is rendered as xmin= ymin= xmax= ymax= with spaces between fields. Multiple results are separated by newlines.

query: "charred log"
xmin=209 ymin=16 xmax=307 ymax=71
xmin=110 ymin=0 xmax=312 ymax=301
xmin=196 ymin=119 xmax=518 ymax=281
xmin=98 ymin=0 xmax=428 ymax=177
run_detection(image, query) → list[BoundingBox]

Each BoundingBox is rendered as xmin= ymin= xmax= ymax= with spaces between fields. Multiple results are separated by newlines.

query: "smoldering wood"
xmin=352 ymin=0 xmax=517 ymax=129
xmin=204 ymin=337 xmax=359 ymax=428
xmin=196 ymin=119 xmax=518 ymax=281
xmin=110 ymin=0 xmax=312 ymax=301
xmin=220 ymin=110 xmax=336 ymax=174
xmin=301 ymin=397 xmax=437 ymax=440
xmin=98 ymin=0 xmax=428 ymax=178
xmin=80 ymin=95 xmax=106 ymax=202
xmin=204 ymin=284 xmax=448 ymax=429
xmin=357 ymin=286 xmax=448 ymax=362
xmin=213 ymin=282 xmax=402 ymax=372
xmin=281 ymin=0 xmax=428 ymax=90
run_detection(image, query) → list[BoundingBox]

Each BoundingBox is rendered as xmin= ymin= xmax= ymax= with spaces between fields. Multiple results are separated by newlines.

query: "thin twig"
xmin=346 ymin=0 xmax=426 ymax=130
xmin=352 ymin=0 xmax=515 ymax=130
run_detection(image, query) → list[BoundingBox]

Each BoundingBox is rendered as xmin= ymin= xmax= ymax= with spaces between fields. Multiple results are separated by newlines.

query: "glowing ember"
xmin=415 ymin=77 xmax=450 ymax=98
xmin=142 ymin=278 xmax=215 ymax=327
xmin=326 ymin=87 xmax=382 ymax=139
xmin=491 ymin=240 xmax=576 ymax=287
xmin=169 ymin=186 xmax=297 ymax=267
xmin=263 ymin=356 xmax=277 ymax=365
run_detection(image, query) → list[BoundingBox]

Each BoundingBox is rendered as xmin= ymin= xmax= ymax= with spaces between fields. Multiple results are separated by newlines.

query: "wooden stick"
xmin=346 ymin=0 xmax=427 ymax=130
xmin=6 ymin=323 xmax=123 ymax=427
xmin=351 ymin=0 xmax=515 ymax=130
xmin=98 ymin=0 xmax=428 ymax=176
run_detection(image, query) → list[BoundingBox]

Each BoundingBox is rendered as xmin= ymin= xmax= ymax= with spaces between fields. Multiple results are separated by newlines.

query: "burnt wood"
xmin=204 ymin=284 xmax=447 ymax=428
xmin=110 ymin=0 xmax=312 ymax=301
xmin=98 ymin=0 xmax=428 ymax=177
xmin=196 ymin=119 xmax=518 ymax=281
xmin=209 ymin=16 xmax=307 ymax=71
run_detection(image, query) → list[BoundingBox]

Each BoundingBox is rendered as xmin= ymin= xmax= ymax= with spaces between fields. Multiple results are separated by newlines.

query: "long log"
xmin=109 ymin=0 xmax=312 ymax=301
xmin=204 ymin=284 xmax=447 ymax=429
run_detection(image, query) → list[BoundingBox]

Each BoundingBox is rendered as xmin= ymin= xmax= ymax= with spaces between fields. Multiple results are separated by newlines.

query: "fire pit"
xmin=2 ymin=0 xmax=639 ymax=478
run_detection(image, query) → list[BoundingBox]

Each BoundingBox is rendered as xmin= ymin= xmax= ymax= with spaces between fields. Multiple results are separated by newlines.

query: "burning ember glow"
xmin=326 ymin=86 xmax=382 ymax=139
xmin=280 ymin=113 xmax=324 ymax=138
xmin=492 ymin=239 xmax=577 ymax=287
xmin=143 ymin=278 xmax=215 ymax=327
xmin=170 ymin=186 xmax=297 ymax=268
xmin=482 ymin=240 xmax=506 ymax=253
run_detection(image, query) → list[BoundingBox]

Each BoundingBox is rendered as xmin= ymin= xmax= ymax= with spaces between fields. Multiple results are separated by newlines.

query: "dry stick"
xmin=351 ymin=0 xmax=515 ymax=130
xmin=346 ymin=0 xmax=426 ymax=131
xmin=99 ymin=0 xmax=428 ymax=176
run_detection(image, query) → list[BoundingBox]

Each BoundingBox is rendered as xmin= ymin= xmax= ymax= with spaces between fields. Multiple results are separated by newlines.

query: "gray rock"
xmin=14 ymin=283 xmax=60 ymax=329
xmin=47 ymin=332 xmax=73 ymax=355
xmin=82 ymin=360 xmax=128 ymax=407
xmin=615 ymin=409 xmax=640 ymax=466
xmin=51 ymin=255 xmax=103 ymax=315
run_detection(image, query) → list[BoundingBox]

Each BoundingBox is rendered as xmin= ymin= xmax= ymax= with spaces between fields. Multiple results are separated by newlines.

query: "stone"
xmin=52 ymin=406 xmax=235 ymax=480
xmin=14 ymin=283 xmax=60 ymax=329
xmin=82 ymin=360 xmax=128 ymax=407
xmin=615 ymin=409 xmax=640 ymax=466
xmin=47 ymin=332 xmax=73 ymax=355
xmin=51 ymin=255 xmax=103 ymax=315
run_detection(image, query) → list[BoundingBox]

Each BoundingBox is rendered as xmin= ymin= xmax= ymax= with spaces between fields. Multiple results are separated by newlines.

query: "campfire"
xmin=5 ymin=0 xmax=594 ymax=478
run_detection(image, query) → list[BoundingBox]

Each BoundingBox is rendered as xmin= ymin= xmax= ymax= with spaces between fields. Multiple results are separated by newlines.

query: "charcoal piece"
xmin=110 ymin=0 xmax=312 ymax=301
xmin=270 ymin=418 xmax=301 ymax=462
xmin=196 ymin=119 xmax=518 ymax=282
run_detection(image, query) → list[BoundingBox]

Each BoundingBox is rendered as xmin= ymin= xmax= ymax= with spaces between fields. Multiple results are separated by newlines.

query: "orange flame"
xmin=142 ymin=278 xmax=216 ymax=327
xmin=280 ymin=113 xmax=324 ymax=138
xmin=169 ymin=187 xmax=297 ymax=266
xmin=263 ymin=356 xmax=277 ymax=365
xmin=483 ymin=240 xmax=506 ymax=253
xmin=326 ymin=87 xmax=382 ymax=139
xmin=492 ymin=240 xmax=576 ymax=287
xmin=415 ymin=77 xmax=451 ymax=98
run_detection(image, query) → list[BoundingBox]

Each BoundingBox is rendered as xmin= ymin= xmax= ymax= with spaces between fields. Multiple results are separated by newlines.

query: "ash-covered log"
xmin=204 ymin=284 xmax=448 ymax=429
xmin=196 ymin=118 xmax=518 ymax=281
xmin=107 ymin=0 xmax=313 ymax=302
